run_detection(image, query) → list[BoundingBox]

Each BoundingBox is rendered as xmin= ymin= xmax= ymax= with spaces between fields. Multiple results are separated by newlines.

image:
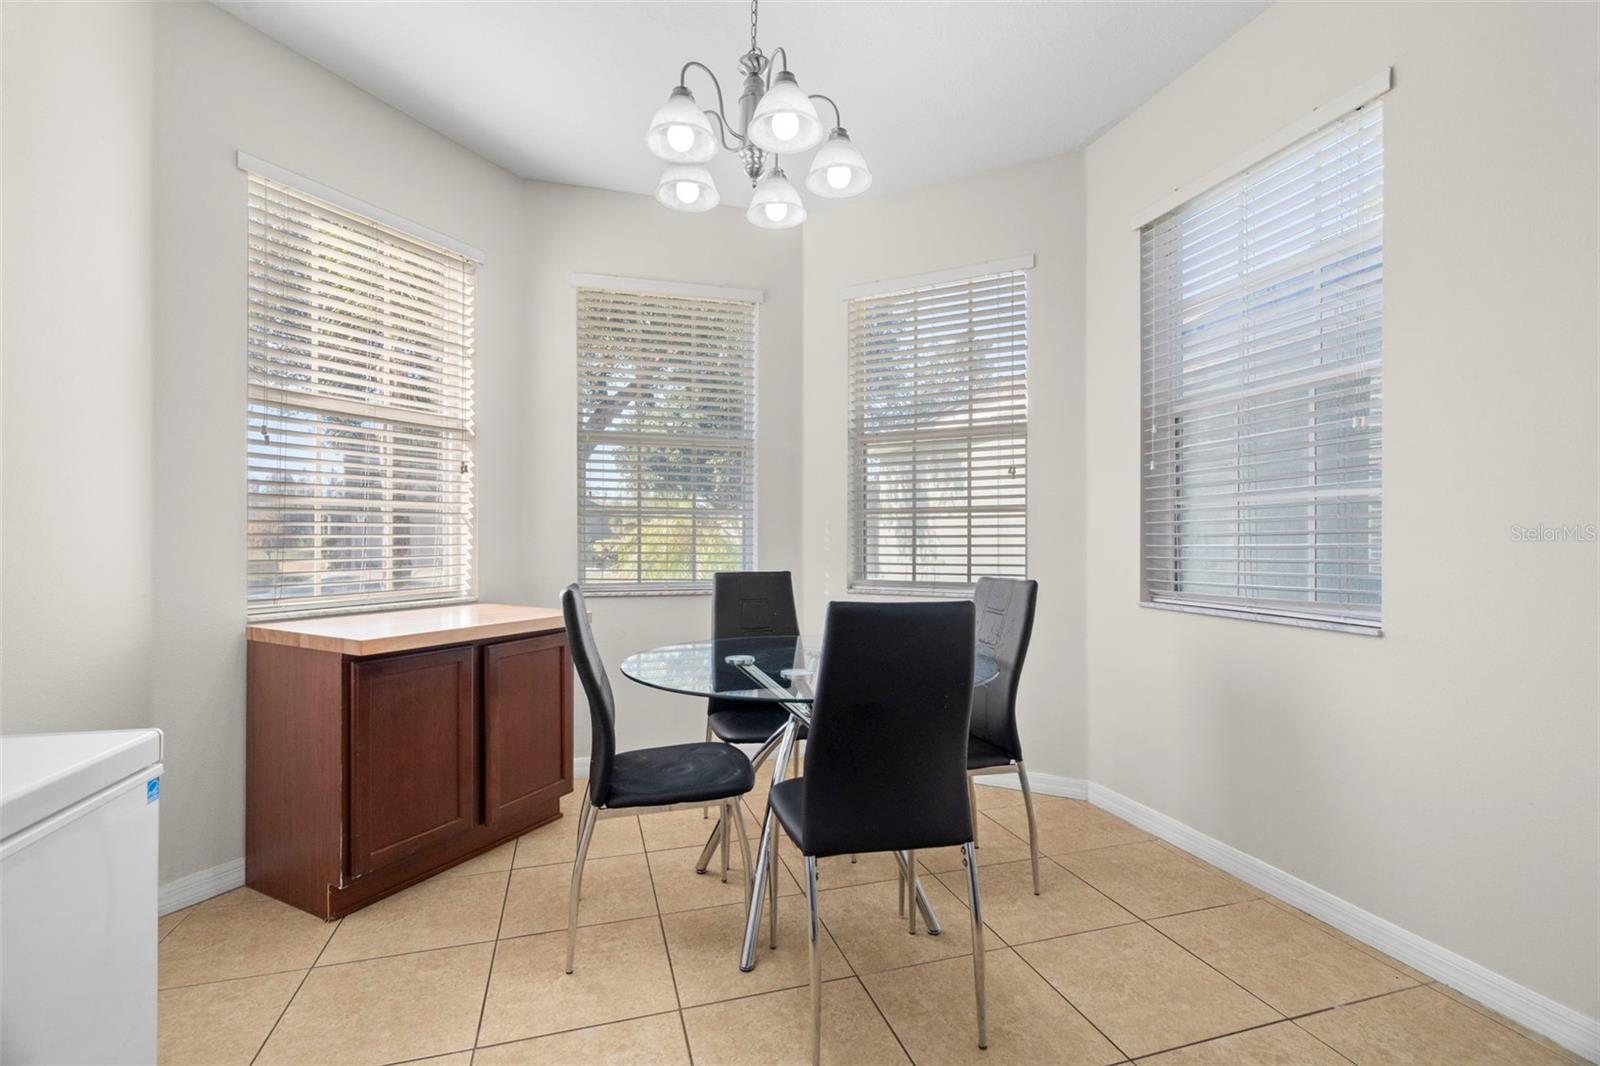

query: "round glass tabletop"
xmin=619 ymin=635 xmax=999 ymax=703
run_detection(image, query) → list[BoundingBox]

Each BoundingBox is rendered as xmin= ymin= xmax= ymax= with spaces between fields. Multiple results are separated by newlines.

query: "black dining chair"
xmin=560 ymin=583 xmax=757 ymax=973
xmin=967 ymin=576 xmax=1042 ymax=895
xmin=764 ymin=600 xmax=988 ymax=1065
xmin=695 ymin=570 xmax=808 ymax=882
xmin=707 ymin=570 xmax=805 ymax=754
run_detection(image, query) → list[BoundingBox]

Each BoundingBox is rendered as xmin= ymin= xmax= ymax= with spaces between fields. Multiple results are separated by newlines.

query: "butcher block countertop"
xmin=246 ymin=603 xmax=565 ymax=657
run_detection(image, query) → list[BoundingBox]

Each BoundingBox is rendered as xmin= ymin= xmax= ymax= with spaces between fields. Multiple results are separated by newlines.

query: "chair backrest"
xmin=710 ymin=570 xmax=799 ymax=714
xmin=798 ymin=600 xmax=976 ymax=857
xmin=969 ymin=577 xmax=1038 ymax=762
xmin=562 ymin=583 xmax=616 ymax=807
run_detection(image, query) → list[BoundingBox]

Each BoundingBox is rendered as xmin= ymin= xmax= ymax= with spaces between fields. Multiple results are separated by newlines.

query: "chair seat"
xmin=708 ymin=706 xmax=808 ymax=745
xmin=966 ymin=735 xmax=1017 ymax=771
xmin=606 ymin=742 xmax=755 ymax=809
xmin=769 ymin=777 xmax=968 ymax=858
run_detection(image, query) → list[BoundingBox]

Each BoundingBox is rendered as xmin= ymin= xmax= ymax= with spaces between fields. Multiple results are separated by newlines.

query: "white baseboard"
xmin=159 ymin=857 xmax=245 ymax=915
xmin=1087 ymin=782 xmax=1600 ymax=1064
xmin=972 ymin=769 xmax=1088 ymax=800
xmin=574 ymin=755 xmax=590 ymax=780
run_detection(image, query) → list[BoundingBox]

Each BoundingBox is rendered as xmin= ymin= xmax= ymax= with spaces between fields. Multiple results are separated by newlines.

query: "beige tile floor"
xmin=158 ymin=781 xmax=1588 ymax=1066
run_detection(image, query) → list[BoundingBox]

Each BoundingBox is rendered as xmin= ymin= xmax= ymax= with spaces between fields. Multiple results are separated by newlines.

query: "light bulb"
xmin=826 ymin=165 xmax=852 ymax=190
xmin=675 ymin=180 xmax=700 ymax=205
xmin=770 ymin=112 xmax=800 ymax=143
xmin=763 ymin=202 xmax=788 ymax=223
xmin=666 ymin=124 xmax=695 ymax=153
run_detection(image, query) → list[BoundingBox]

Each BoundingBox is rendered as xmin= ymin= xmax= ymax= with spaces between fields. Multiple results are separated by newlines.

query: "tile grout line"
xmin=469 ymin=1007 xmax=686 ymax=1058
xmin=1284 ymin=1016 xmax=1362 ymax=1066
xmin=247 ymin=915 xmax=342 ymax=1066
xmin=636 ymin=809 xmax=696 ymax=1066
xmin=1258 ymin=896 xmax=1427 ymax=987
xmin=1124 ymin=1015 xmax=1320 ymax=1064
xmin=468 ymin=865 xmax=517 ymax=1052
xmin=1007 ymin=935 xmax=1133 ymax=1062
xmin=854 ymin=969 xmax=922 ymax=1065
xmin=1137 ymin=909 xmax=1288 ymax=1023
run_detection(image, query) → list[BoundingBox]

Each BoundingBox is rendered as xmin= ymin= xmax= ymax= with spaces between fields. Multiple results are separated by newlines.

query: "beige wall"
xmin=798 ymin=154 xmax=1088 ymax=779
xmin=2 ymin=2 xmax=155 ymax=736
xmin=3 ymin=1 xmax=800 ymax=884
xmin=1083 ymin=1 xmax=1598 ymax=1017
xmin=148 ymin=0 xmax=531 ymax=885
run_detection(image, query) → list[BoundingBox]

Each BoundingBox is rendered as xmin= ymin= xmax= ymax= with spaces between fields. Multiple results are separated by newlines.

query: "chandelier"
xmin=645 ymin=0 xmax=871 ymax=228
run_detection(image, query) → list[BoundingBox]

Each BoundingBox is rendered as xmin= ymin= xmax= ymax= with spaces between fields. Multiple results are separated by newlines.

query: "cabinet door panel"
xmin=348 ymin=646 xmax=475 ymax=878
xmin=483 ymin=634 xmax=572 ymax=826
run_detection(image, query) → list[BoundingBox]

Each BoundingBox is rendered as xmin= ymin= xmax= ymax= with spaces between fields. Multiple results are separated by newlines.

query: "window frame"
xmin=1136 ymin=92 xmax=1386 ymax=636
xmin=575 ymin=279 xmax=762 ymax=596
xmin=243 ymin=161 xmax=480 ymax=622
xmin=845 ymin=258 xmax=1032 ymax=597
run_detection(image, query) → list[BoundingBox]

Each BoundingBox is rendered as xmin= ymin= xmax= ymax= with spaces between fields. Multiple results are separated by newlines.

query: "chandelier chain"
xmin=750 ymin=0 xmax=759 ymax=54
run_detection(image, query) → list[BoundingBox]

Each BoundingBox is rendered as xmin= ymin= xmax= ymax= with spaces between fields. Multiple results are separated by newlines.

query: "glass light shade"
xmin=747 ymin=71 xmax=825 ymax=154
xmin=805 ymin=129 xmax=872 ymax=198
xmin=646 ymin=87 xmax=718 ymax=164
xmin=746 ymin=169 xmax=806 ymax=229
xmin=655 ymin=165 xmax=719 ymax=212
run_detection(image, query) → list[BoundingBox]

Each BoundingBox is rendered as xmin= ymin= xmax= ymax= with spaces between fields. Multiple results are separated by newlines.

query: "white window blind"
xmin=1141 ymin=102 xmax=1383 ymax=630
xmin=577 ymin=287 xmax=757 ymax=593
xmin=848 ymin=269 xmax=1028 ymax=593
xmin=247 ymin=173 xmax=477 ymax=620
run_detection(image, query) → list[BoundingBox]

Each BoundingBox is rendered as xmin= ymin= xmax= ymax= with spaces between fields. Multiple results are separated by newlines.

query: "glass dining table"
xmin=620 ymin=635 xmax=998 ymax=972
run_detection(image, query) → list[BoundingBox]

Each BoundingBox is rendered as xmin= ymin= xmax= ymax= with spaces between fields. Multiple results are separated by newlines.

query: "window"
xmin=1140 ymin=102 xmax=1383 ymax=631
xmin=577 ymin=285 xmax=757 ymax=593
xmin=848 ymin=266 xmax=1029 ymax=593
xmin=246 ymin=173 xmax=477 ymax=620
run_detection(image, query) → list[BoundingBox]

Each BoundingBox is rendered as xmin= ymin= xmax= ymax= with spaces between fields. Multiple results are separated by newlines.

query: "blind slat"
xmin=247 ymin=173 xmax=477 ymax=621
xmin=849 ymin=270 xmax=1029 ymax=591
xmin=578 ymin=287 xmax=757 ymax=592
xmin=1141 ymin=103 xmax=1383 ymax=628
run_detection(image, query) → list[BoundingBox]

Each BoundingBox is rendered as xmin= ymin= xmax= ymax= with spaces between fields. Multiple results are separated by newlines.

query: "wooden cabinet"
xmin=483 ymin=634 xmax=572 ymax=827
xmin=349 ymin=647 xmax=476 ymax=878
xmin=246 ymin=604 xmax=572 ymax=919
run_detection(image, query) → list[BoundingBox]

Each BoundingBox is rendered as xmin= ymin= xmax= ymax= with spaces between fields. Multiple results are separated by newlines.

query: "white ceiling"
xmin=216 ymin=0 xmax=1265 ymax=207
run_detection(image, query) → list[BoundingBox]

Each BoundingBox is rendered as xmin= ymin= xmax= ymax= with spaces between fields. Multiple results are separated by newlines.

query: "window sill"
xmin=579 ymin=586 xmax=712 ymax=598
xmin=247 ymin=595 xmax=478 ymax=624
xmin=847 ymin=583 xmax=975 ymax=599
xmin=1140 ymin=599 xmax=1382 ymax=637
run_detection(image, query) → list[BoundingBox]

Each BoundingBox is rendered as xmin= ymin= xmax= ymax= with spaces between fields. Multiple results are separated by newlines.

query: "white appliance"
xmin=2 ymin=729 xmax=164 ymax=1065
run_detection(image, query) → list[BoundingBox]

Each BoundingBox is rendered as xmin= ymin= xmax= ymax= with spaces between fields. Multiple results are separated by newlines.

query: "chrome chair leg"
xmin=741 ymin=801 xmax=781 ymax=972
xmin=907 ymin=850 xmax=917 ymax=934
xmin=1015 ymin=760 xmax=1041 ymax=896
xmin=703 ymin=720 xmax=714 ymax=818
xmin=805 ymin=855 xmax=822 ymax=1066
xmin=565 ymin=795 xmax=598 ymax=974
xmin=733 ymin=796 xmax=754 ymax=910
xmin=968 ymin=774 xmax=980 ymax=847
xmin=720 ymin=800 xmax=733 ymax=883
xmin=964 ymin=841 xmax=987 ymax=1049
xmin=768 ymin=830 xmax=780 ymax=948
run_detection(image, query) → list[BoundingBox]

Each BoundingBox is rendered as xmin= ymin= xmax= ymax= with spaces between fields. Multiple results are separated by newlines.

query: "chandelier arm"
xmin=705 ymin=109 xmax=745 ymax=151
xmin=808 ymin=93 xmax=842 ymax=128
xmin=679 ymin=60 xmax=738 ymax=135
xmin=764 ymin=46 xmax=790 ymax=87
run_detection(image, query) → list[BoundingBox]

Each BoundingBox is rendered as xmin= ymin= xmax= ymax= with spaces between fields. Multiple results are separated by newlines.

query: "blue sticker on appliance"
xmin=147 ymin=778 xmax=160 ymax=804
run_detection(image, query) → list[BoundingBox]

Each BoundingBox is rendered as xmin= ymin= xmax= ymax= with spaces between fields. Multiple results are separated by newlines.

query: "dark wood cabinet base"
xmin=246 ymin=606 xmax=572 ymax=921
xmin=323 ymin=799 xmax=560 ymax=919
